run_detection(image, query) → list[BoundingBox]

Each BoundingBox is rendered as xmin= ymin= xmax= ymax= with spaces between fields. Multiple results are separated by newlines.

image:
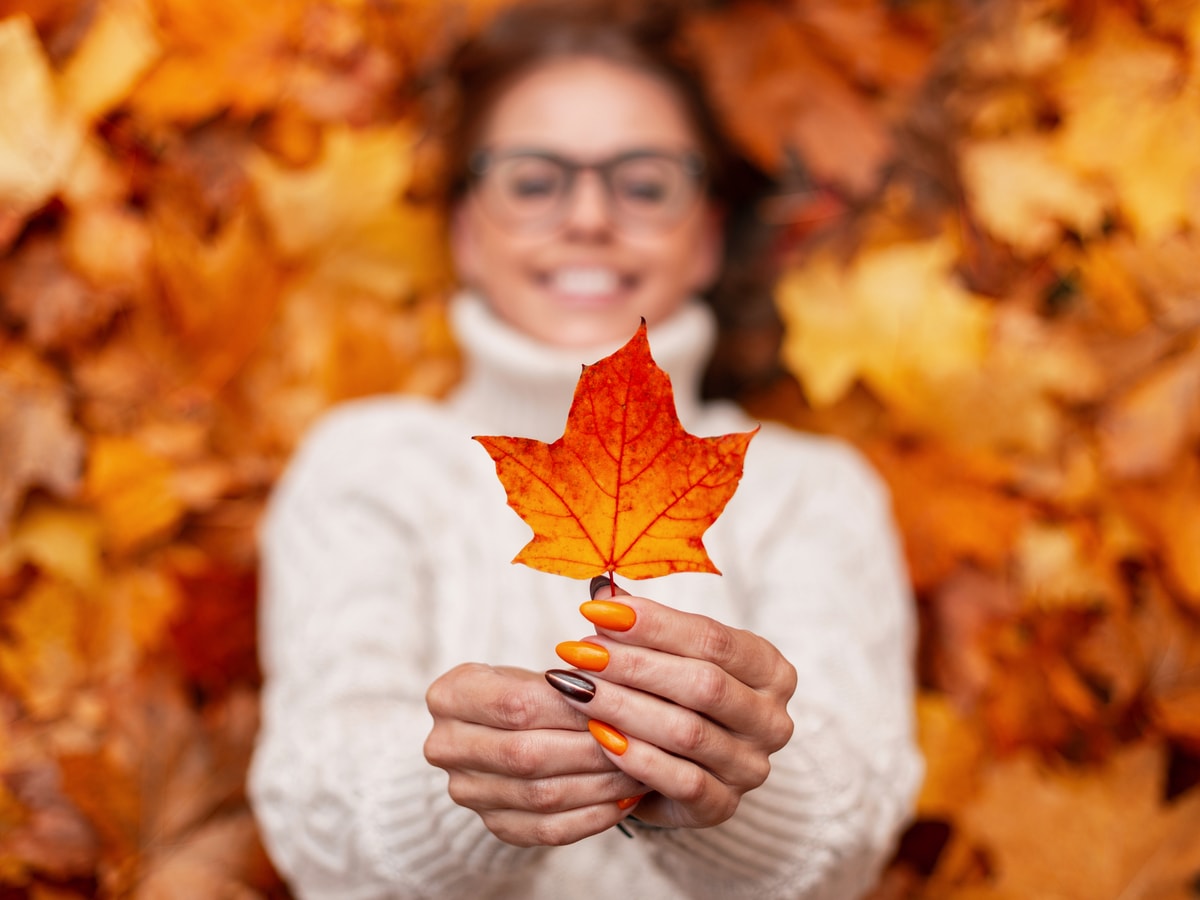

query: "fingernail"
xmin=545 ymin=669 xmax=596 ymax=703
xmin=580 ymin=600 xmax=636 ymax=632
xmin=588 ymin=719 xmax=628 ymax=755
xmin=556 ymin=640 xmax=609 ymax=671
xmin=617 ymin=793 xmax=645 ymax=811
xmin=589 ymin=575 xmax=612 ymax=599
xmin=580 ymin=600 xmax=638 ymax=633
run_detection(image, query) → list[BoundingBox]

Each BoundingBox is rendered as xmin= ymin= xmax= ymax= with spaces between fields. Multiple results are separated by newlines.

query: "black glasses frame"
xmin=466 ymin=147 xmax=707 ymax=231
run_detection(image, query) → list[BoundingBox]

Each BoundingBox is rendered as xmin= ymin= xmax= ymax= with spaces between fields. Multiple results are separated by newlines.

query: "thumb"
xmin=588 ymin=574 xmax=630 ymax=600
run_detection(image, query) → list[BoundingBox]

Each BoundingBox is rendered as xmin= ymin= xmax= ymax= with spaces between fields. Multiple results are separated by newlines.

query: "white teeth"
xmin=551 ymin=268 xmax=620 ymax=295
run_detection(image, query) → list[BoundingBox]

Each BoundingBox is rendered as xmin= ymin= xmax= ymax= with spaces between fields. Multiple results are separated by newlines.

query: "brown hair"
xmin=422 ymin=0 xmax=782 ymax=397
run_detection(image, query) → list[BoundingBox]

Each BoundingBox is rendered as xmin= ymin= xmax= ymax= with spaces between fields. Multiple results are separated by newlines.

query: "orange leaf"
xmin=475 ymin=322 xmax=756 ymax=580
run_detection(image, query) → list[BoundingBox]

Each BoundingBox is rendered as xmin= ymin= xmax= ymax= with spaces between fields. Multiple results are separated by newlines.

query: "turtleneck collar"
xmin=445 ymin=291 xmax=716 ymax=441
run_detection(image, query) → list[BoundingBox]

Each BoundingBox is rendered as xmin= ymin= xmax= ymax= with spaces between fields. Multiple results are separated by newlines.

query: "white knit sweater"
xmin=249 ymin=293 xmax=923 ymax=900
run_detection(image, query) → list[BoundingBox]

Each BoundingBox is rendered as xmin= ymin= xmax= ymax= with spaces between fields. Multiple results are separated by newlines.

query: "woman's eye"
xmin=620 ymin=179 xmax=669 ymax=204
xmin=499 ymin=160 xmax=564 ymax=202
xmin=510 ymin=177 xmax=557 ymax=199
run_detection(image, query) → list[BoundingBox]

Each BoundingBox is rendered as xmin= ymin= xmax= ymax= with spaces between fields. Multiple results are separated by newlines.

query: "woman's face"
xmin=451 ymin=56 xmax=722 ymax=348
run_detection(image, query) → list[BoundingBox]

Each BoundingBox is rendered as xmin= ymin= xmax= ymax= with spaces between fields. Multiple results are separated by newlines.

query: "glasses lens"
xmin=472 ymin=151 xmax=703 ymax=231
xmin=610 ymin=155 xmax=696 ymax=225
xmin=480 ymin=155 xmax=567 ymax=226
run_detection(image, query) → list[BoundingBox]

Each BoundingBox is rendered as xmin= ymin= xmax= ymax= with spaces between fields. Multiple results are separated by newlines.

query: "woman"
xmin=249 ymin=3 xmax=922 ymax=898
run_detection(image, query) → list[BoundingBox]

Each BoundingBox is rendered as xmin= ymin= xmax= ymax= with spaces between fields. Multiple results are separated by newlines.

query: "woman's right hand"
xmin=424 ymin=663 xmax=646 ymax=846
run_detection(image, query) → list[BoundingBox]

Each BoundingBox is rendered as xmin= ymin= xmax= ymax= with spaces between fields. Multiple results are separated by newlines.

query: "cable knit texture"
xmin=249 ymin=292 xmax=923 ymax=900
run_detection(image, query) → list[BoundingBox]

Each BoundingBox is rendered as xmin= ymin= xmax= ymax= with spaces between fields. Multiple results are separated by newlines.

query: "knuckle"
xmin=672 ymin=713 xmax=708 ymax=756
xmin=499 ymin=733 xmax=543 ymax=777
xmin=777 ymin=659 xmax=799 ymax=699
xmin=768 ymin=711 xmax=795 ymax=750
xmin=676 ymin=766 xmax=709 ymax=805
xmin=496 ymin=686 xmax=535 ymax=730
xmin=690 ymin=664 xmax=728 ymax=709
xmin=445 ymin=773 xmax=473 ymax=807
xmin=744 ymin=754 xmax=771 ymax=789
xmin=620 ymin=648 xmax=650 ymax=685
xmin=422 ymin=731 xmax=446 ymax=768
xmin=697 ymin=621 xmax=737 ymax=667
xmin=525 ymin=778 xmax=564 ymax=813
xmin=530 ymin=817 xmax=574 ymax=847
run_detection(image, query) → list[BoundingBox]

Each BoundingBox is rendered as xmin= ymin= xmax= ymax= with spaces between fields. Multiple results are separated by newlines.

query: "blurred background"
xmin=2 ymin=0 xmax=1199 ymax=896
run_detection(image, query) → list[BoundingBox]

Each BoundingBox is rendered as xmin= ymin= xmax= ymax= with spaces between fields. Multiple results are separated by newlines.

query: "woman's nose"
xmin=560 ymin=169 xmax=615 ymax=236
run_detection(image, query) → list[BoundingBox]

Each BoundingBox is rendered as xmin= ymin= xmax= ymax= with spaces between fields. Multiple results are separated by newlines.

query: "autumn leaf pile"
xmin=1 ymin=0 xmax=1198 ymax=897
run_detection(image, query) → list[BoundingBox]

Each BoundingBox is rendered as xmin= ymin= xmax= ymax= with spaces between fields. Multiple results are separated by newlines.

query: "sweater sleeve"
xmin=248 ymin=405 xmax=546 ymax=899
xmin=629 ymin=437 xmax=923 ymax=900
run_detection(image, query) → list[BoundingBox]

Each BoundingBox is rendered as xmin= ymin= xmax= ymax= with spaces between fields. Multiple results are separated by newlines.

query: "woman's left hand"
xmin=549 ymin=578 xmax=798 ymax=829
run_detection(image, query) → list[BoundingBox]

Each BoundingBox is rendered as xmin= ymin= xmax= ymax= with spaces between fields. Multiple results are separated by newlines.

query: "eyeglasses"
xmin=467 ymin=148 xmax=706 ymax=233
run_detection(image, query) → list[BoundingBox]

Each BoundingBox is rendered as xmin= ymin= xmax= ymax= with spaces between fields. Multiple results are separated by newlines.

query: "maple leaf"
xmin=1052 ymin=6 xmax=1200 ymax=239
xmin=957 ymin=741 xmax=1200 ymax=898
xmin=475 ymin=321 xmax=756 ymax=580
xmin=0 ymin=15 xmax=83 ymax=241
xmin=775 ymin=237 xmax=993 ymax=413
xmin=960 ymin=136 xmax=1107 ymax=256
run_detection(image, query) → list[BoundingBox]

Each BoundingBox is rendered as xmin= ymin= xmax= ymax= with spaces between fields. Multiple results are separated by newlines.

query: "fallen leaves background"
xmin=1 ymin=0 xmax=1198 ymax=896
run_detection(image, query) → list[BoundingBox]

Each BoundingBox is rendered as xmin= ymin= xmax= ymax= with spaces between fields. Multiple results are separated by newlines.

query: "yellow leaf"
xmin=150 ymin=208 xmax=283 ymax=389
xmin=1118 ymin=454 xmax=1200 ymax=610
xmin=126 ymin=0 xmax=300 ymax=123
xmin=1054 ymin=8 xmax=1200 ymax=238
xmin=906 ymin=307 xmax=1103 ymax=457
xmin=0 ymin=15 xmax=83 ymax=224
xmin=915 ymin=692 xmax=985 ymax=819
xmin=84 ymin=435 xmax=186 ymax=556
xmin=249 ymin=124 xmax=451 ymax=299
xmin=776 ymin=237 xmax=992 ymax=413
xmin=0 ymin=579 xmax=84 ymax=720
xmin=960 ymin=136 xmax=1107 ymax=256
xmin=1014 ymin=522 xmax=1122 ymax=612
xmin=0 ymin=501 xmax=101 ymax=591
xmin=89 ymin=567 xmax=180 ymax=679
xmin=56 ymin=0 xmax=161 ymax=122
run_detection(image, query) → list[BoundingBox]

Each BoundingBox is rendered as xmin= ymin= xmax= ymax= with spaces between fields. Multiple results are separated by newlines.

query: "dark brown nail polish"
xmin=545 ymin=669 xmax=596 ymax=703
xmin=589 ymin=575 xmax=612 ymax=599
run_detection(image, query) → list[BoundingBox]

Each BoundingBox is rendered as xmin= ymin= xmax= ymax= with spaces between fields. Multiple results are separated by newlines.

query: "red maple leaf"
xmin=475 ymin=321 xmax=756 ymax=580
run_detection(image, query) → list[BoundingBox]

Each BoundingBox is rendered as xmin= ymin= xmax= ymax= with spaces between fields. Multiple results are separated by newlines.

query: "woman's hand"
xmin=423 ymin=663 xmax=647 ymax=846
xmin=546 ymin=577 xmax=798 ymax=829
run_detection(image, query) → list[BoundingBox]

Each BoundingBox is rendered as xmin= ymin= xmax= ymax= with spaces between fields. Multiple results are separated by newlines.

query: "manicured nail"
xmin=545 ymin=669 xmax=596 ymax=703
xmin=617 ymin=793 xmax=645 ymax=811
xmin=588 ymin=719 xmax=628 ymax=755
xmin=556 ymin=640 xmax=609 ymax=671
xmin=580 ymin=600 xmax=636 ymax=632
xmin=589 ymin=575 xmax=612 ymax=599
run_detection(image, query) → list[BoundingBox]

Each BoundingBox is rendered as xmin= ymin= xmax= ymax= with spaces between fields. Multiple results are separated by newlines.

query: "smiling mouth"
xmin=542 ymin=267 xmax=634 ymax=299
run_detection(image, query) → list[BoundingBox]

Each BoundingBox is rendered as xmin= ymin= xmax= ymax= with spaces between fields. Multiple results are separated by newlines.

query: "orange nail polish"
xmin=588 ymin=719 xmax=628 ymax=755
xmin=556 ymin=640 xmax=610 ymax=671
xmin=580 ymin=600 xmax=636 ymax=632
xmin=617 ymin=793 xmax=645 ymax=811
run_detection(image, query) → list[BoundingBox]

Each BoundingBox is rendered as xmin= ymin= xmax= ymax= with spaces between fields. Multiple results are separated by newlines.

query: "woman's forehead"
xmin=477 ymin=56 xmax=701 ymax=155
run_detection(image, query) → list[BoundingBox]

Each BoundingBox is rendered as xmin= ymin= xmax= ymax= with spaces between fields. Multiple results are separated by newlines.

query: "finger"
xmin=582 ymin=584 xmax=794 ymax=695
xmin=425 ymin=720 xmax=615 ymax=778
xmin=477 ymin=802 xmax=638 ymax=848
xmin=446 ymin=767 xmax=645 ymax=815
xmin=573 ymin=641 xmax=792 ymax=745
xmin=426 ymin=662 xmax=591 ymax=730
xmin=548 ymin=674 xmax=764 ymax=787
xmin=584 ymin=722 xmax=740 ymax=829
